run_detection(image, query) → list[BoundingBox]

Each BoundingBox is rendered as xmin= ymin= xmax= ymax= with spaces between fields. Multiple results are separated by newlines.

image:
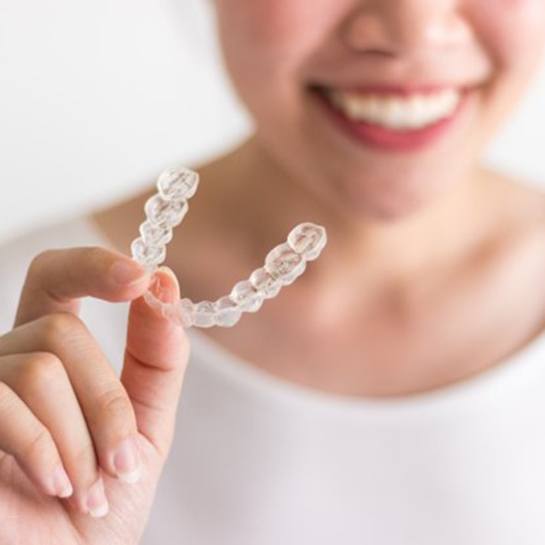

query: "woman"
xmin=1 ymin=1 xmax=545 ymax=543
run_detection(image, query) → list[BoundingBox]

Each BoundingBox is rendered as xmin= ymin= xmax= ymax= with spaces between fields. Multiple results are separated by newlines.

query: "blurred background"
xmin=1 ymin=0 xmax=544 ymax=245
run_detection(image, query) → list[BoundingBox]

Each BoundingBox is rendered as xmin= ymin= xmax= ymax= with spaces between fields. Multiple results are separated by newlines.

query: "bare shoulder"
xmin=470 ymin=169 xmax=545 ymax=301
xmin=482 ymin=170 xmax=545 ymax=301
xmin=482 ymin=169 xmax=545 ymax=242
xmin=469 ymin=169 xmax=545 ymax=358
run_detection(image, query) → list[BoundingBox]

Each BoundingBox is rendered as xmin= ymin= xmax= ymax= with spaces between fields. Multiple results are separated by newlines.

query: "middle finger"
xmin=0 ymin=313 xmax=141 ymax=493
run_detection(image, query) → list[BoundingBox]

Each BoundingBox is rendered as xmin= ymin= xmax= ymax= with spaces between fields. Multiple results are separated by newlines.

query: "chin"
xmin=324 ymin=167 xmax=453 ymax=223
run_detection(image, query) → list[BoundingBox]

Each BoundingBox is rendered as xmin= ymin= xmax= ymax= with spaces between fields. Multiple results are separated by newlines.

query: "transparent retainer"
xmin=130 ymin=165 xmax=327 ymax=328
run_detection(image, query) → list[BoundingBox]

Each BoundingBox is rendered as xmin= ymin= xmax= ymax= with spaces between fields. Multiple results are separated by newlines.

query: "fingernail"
xmin=150 ymin=267 xmax=179 ymax=304
xmin=110 ymin=259 xmax=146 ymax=286
xmin=85 ymin=477 xmax=109 ymax=518
xmin=112 ymin=436 xmax=141 ymax=484
xmin=50 ymin=463 xmax=73 ymax=498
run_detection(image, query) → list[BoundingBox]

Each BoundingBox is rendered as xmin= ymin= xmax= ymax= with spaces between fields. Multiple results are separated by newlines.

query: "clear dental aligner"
xmin=130 ymin=165 xmax=327 ymax=328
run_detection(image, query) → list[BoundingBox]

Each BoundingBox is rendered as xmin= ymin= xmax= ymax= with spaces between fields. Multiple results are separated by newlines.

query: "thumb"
xmin=121 ymin=265 xmax=190 ymax=457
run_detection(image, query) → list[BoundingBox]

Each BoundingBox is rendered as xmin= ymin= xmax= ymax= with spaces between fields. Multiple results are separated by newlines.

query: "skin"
xmin=0 ymin=253 xmax=189 ymax=543
xmin=93 ymin=0 xmax=545 ymax=397
xmin=1 ymin=0 xmax=545 ymax=541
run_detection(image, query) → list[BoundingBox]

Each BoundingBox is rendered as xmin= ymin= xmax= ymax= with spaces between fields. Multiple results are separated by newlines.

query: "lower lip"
xmin=312 ymin=89 xmax=468 ymax=152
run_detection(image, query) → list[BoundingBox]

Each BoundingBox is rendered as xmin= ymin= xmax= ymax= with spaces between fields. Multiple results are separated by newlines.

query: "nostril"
xmin=341 ymin=9 xmax=396 ymax=55
xmin=341 ymin=5 xmax=473 ymax=58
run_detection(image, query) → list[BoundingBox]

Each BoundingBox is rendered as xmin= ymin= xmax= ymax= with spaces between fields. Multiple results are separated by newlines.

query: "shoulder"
xmin=464 ymin=170 xmax=545 ymax=352
xmin=482 ymin=169 xmax=545 ymax=309
xmin=480 ymin=169 xmax=545 ymax=245
xmin=494 ymin=168 xmax=545 ymax=214
xmin=472 ymin=169 xmax=545 ymax=297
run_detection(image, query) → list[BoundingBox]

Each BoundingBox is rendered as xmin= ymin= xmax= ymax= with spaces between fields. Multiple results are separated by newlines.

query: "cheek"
xmin=215 ymin=0 xmax=346 ymax=73
xmin=471 ymin=0 xmax=545 ymax=71
xmin=226 ymin=1 xmax=311 ymax=43
xmin=216 ymin=0 xmax=304 ymax=59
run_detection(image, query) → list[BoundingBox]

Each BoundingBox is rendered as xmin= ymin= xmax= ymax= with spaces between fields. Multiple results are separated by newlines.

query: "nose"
xmin=343 ymin=0 xmax=473 ymax=57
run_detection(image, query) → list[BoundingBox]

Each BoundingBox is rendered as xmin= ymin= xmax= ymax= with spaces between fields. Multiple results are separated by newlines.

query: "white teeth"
xmin=327 ymin=88 xmax=461 ymax=130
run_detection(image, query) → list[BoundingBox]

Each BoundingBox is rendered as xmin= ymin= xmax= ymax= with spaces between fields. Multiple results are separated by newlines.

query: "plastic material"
xmin=131 ymin=165 xmax=327 ymax=328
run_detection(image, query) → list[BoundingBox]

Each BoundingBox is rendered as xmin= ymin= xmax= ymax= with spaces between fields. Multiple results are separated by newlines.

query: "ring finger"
xmin=0 ymin=351 xmax=108 ymax=516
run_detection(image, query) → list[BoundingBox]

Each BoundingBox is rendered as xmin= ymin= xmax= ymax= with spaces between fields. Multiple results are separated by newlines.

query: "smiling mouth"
xmin=308 ymin=84 xmax=471 ymax=151
xmin=312 ymin=85 xmax=463 ymax=130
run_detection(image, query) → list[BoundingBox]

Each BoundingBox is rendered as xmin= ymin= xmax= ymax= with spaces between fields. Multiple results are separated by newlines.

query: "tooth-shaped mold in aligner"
xmin=249 ymin=268 xmax=281 ymax=299
xmin=130 ymin=165 xmax=327 ymax=328
xmin=287 ymin=222 xmax=328 ymax=260
xmin=265 ymin=243 xmax=306 ymax=286
xmin=214 ymin=296 xmax=242 ymax=327
xmin=230 ymin=280 xmax=264 ymax=313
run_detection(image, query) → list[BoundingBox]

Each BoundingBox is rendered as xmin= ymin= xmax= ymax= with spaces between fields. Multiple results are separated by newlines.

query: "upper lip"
xmin=310 ymin=82 xmax=474 ymax=96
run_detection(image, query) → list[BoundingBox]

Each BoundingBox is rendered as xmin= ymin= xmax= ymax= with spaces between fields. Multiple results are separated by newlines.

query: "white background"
xmin=1 ymin=0 xmax=544 ymax=244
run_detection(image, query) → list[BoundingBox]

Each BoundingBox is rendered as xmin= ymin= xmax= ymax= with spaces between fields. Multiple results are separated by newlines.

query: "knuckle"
xmin=39 ymin=312 xmax=87 ymax=345
xmin=24 ymin=425 xmax=55 ymax=462
xmin=27 ymin=249 xmax=60 ymax=282
xmin=0 ymin=381 xmax=16 ymax=413
xmin=29 ymin=249 xmax=56 ymax=272
xmin=17 ymin=352 xmax=64 ymax=389
xmin=83 ymin=245 xmax=110 ymax=268
xmin=94 ymin=386 xmax=133 ymax=425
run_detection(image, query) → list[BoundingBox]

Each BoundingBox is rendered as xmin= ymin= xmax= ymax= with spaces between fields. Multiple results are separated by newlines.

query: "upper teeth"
xmin=327 ymin=88 xmax=461 ymax=130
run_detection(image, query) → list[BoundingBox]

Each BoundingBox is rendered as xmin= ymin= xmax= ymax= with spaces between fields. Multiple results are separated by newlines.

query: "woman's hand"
xmin=0 ymin=247 xmax=190 ymax=545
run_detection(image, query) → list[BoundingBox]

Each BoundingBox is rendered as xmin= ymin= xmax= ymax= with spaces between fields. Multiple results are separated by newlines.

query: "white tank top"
xmin=1 ymin=215 xmax=545 ymax=545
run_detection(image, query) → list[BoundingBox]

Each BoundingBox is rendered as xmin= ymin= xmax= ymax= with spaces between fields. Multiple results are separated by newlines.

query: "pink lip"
xmin=326 ymin=83 xmax=461 ymax=96
xmin=311 ymin=87 xmax=469 ymax=153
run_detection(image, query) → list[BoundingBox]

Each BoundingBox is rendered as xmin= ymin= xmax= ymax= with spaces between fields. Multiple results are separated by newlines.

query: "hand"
xmin=0 ymin=247 xmax=190 ymax=545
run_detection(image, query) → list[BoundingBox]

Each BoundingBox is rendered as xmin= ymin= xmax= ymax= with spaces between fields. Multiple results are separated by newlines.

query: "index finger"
xmin=13 ymin=246 xmax=152 ymax=328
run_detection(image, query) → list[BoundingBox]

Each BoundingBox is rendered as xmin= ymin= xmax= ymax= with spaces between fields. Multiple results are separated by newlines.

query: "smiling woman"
xmin=1 ymin=1 xmax=545 ymax=544
xmin=213 ymin=0 xmax=545 ymax=218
